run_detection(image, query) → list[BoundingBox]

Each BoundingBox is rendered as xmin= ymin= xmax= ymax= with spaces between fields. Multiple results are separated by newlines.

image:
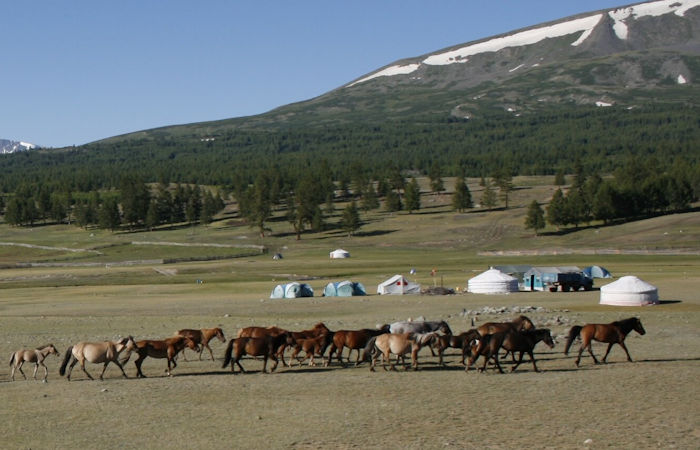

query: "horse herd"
xmin=7 ymin=316 xmax=646 ymax=382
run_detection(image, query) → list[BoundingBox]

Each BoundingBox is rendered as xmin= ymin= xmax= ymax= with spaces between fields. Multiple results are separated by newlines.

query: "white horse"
xmin=59 ymin=336 xmax=137 ymax=381
xmin=9 ymin=344 xmax=60 ymax=382
xmin=367 ymin=332 xmax=438 ymax=371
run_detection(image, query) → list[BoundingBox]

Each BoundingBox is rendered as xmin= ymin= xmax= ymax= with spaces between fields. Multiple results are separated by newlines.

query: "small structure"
xmin=468 ymin=268 xmax=519 ymax=294
xmin=523 ymin=266 xmax=592 ymax=292
xmin=323 ymin=280 xmax=366 ymax=297
xmin=493 ymin=265 xmax=532 ymax=286
xmin=270 ymin=282 xmax=314 ymax=299
xmin=272 ymin=253 xmax=283 ymax=260
xmin=377 ymin=275 xmax=420 ymax=295
xmin=330 ymin=249 xmax=350 ymax=259
xmin=583 ymin=265 xmax=612 ymax=279
xmin=600 ymin=276 xmax=659 ymax=306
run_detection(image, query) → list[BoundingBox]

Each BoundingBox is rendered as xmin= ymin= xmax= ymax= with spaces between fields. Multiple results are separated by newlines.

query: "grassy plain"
xmin=1 ymin=178 xmax=698 ymax=449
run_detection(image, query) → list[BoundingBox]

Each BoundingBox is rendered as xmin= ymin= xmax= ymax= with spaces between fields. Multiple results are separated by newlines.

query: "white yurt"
xmin=467 ymin=268 xmax=519 ymax=294
xmin=330 ymin=249 xmax=350 ymax=259
xmin=377 ymin=275 xmax=420 ymax=295
xmin=600 ymin=276 xmax=659 ymax=306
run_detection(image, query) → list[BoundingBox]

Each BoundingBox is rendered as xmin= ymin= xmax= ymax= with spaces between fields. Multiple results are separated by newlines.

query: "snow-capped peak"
xmin=0 ymin=139 xmax=37 ymax=154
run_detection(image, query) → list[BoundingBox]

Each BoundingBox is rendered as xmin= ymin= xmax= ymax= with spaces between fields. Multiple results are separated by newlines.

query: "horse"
xmin=289 ymin=332 xmax=334 ymax=367
xmin=433 ymin=330 xmax=480 ymax=366
xmin=325 ymin=324 xmax=390 ymax=367
xmin=467 ymin=329 xmax=555 ymax=373
xmin=284 ymin=323 xmax=333 ymax=366
xmin=564 ymin=317 xmax=646 ymax=366
xmin=9 ymin=344 xmax=60 ymax=382
xmin=221 ymin=333 xmax=293 ymax=374
xmin=126 ymin=336 xmax=199 ymax=377
xmin=176 ymin=327 xmax=226 ymax=361
xmin=366 ymin=332 xmax=437 ymax=371
xmin=59 ymin=336 xmax=137 ymax=381
xmin=476 ymin=315 xmax=535 ymax=336
xmin=389 ymin=320 xmax=452 ymax=356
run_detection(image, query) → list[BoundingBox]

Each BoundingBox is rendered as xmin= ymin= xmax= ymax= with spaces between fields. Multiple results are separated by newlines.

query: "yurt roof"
xmin=600 ymin=276 xmax=657 ymax=294
xmin=470 ymin=268 xmax=517 ymax=282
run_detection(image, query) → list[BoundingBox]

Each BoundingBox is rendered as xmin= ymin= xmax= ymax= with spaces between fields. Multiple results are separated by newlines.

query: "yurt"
xmin=377 ymin=275 xmax=420 ymax=295
xmin=583 ymin=265 xmax=612 ymax=279
xmin=323 ymin=280 xmax=366 ymax=297
xmin=330 ymin=249 xmax=350 ymax=259
xmin=270 ymin=282 xmax=314 ymax=299
xmin=600 ymin=276 xmax=659 ymax=306
xmin=467 ymin=268 xmax=519 ymax=294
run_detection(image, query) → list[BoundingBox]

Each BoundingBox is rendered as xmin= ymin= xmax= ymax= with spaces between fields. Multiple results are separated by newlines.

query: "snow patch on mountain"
xmin=608 ymin=0 xmax=699 ymax=40
xmin=0 ymin=140 xmax=36 ymax=154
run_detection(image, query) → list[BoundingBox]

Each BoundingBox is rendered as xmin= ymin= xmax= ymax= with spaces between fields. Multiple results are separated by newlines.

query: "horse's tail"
xmin=9 ymin=352 xmax=16 ymax=367
xmin=59 ymin=346 xmax=74 ymax=376
xmin=222 ymin=339 xmax=235 ymax=368
xmin=564 ymin=326 xmax=582 ymax=355
xmin=361 ymin=336 xmax=378 ymax=362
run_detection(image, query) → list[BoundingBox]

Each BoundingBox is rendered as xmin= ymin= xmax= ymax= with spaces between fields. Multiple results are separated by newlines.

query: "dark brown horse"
xmin=176 ymin=327 xmax=226 ymax=361
xmin=289 ymin=332 xmax=334 ymax=367
xmin=467 ymin=328 xmax=555 ymax=373
xmin=325 ymin=325 xmax=390 ymax=367
xmin=476 ymin=315 xmax=535 ymax=336
xmin=433 ymin=329 xmax=480 ymax=366
xmin=127 ymin=336 xmax=200 ymax=377
xmin=221 ymin=333 xmax=293 ymax=374
xmin=564 ymin=317 xmax=646 ymax=366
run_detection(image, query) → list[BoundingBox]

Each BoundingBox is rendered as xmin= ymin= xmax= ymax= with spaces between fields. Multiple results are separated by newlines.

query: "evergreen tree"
xmin=554 ymin=169 xmax=566 ymax=186
xmin=404 ymin=177 xmax=421 ymax=213
xmin=592 ymin=182 xmax=617 ymax=224
xmin=428 ymin=161 xmax=445 ymax=196
xmin=4 ymin=197 xmax=22 ymax=226
xmin=98 ymin=196 xmax=121 ymax=231
xmin=481 ymin=180 xmax=497 ymax=210
xmin=452 ymin=175 xmax=473 ymax=212
xmin=340 ymin=200 xmax=361 ymax=236
xmin=547 ymin=188 xmax=566 ymax=229
xmin=385 ymin=189 xmax=402 ymax=212
xmin=145 ymin=200 xmax=160 ymax=230
xmin=524 ymin=200 xmax=546 ymax=235
xmin=492 ymin=167 xmax=514 ymax=209
xmin=361 ymin=182 xmax=380 ymax=211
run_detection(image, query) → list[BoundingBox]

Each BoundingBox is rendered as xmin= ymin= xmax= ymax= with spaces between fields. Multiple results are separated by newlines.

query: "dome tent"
xmin=377 ymin=275 xmax=420 ymax=295
xmin=270 ymin=282 xmax=314 ymax=299
xmin=600 ymin=276 xmax=659 ymax=306
xmin=330 ymin=249 xmax=350 ymax=259
xmin=323 ymin=280 xmax=366 ymax=297
xmin=468 ymin=268 xmax=519 ymax=294
xmin=583 ymin=265 xmax=612 ymax=279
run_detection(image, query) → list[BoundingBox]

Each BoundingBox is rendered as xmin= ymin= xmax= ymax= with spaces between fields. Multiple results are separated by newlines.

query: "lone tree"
xmin=524 ymin=200 xmax=546 ymax=235
xmin=452 ymin=175 xmax=473 ymax=212
xmin=481 ymin=180 xmax=497 ymax=210
xmin=340 ymin=200 xmax=361 ymax=236
xmin=404 ymin=177 xmax=421 ymax=213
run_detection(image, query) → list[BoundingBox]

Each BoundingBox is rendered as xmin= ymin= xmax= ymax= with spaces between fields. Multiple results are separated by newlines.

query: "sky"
xmin=2 ymin=1 xmax=622 ymax=147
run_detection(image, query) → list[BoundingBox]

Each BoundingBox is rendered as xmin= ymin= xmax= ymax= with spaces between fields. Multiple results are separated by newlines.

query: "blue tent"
xmin=323 ymin=280 xmax=366 ymax=297
xmin=583 ymin=265 xmax=612 ymax=279
xmin=270 ymin=282 xmax=314 ymax=299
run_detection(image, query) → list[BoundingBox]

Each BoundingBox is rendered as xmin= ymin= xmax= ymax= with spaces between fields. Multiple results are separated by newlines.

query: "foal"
xmin=176 ymin=327 xmax=226 ymax=361
xmin=9 ymin=344 xmax=60 ymax=382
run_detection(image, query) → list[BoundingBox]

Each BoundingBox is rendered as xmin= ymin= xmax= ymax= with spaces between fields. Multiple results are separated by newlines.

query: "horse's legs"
xmin=493 ymin=351 xmax=504 ymax=374
xmin=618 ymin=341 xmax=634 ymax=362
xmin=204 ymin=343 xmax=215 ymax=361
xmin=234 ymin=356 xmax=245 ymax=374
xmin=17 ymin=361 xmax=27 ymax=380
xmin=112 ymin=360 xmax=129 ymax=379
xmin=135 ymin=355 xmax=147 ymax=378
xmin=511 ymin=351 xmax=525 ymax=372
xmin=80 ymin=360 xmax=95 ymax=380
xmin=66 ymin=358 xmax=78 ymax=380
xmin=32 ymin=362 xmax=39 ymax=380
xmin=602 ymin=342 xmax=615 ymax=363
xmin=528 ymin=351 xmax=539 ymax=372
xmin=40 ymin=361 xmax=49 ymax=382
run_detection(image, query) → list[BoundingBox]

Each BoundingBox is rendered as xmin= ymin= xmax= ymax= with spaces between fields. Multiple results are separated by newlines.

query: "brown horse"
xmin=126 ymin=336 xmax=199 ymax=377
xmin=325 ymin=325 xmax=390 ymax=367
xmin=564 ymin=317 xmax=646 ymax=366
xmin=467 ymin=329 xmax=555 ymax=373
xmin=367 ymin=332 xmax=437 ymax=371
xmin=221 ymin=333 xmax=293 ymax=374
xmin=9 ymin=344 xmax=60 ymax=382
xmin=433 ymin=330 xmax=480 ymax=366
xmin=176 ymin=327 xmax=226 ymax=361
xmin=476 ymin=315 xmax=535 ymax=336
xmin=289 ymin=332 xmax=334 ymax=367
xmin=60 ymin=336 xmax=137 ymax=381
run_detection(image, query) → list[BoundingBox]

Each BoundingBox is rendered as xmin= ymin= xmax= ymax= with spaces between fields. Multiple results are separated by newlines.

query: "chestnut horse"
xmin=176 ymin=327 xmax=226 ymax=361
xmin=289 ymin=332 xmax=334 ymax=367
xmin=366 ymin=332 xmax=438 ymax=371
xmin=9 ymin=344 xmax=60 ymax=382
xmin=433 ymin=330 xmax=480 ymax=366
xmin=467 ymin=328 xmax=555 ymax=373
xmin=564 ymin=317 xmax=646 ymax=366
xmin=221 ymin=333 xmax=293 ymax=374
xmin=126 ymin=336 xmax=199 ymax=377
xmin=325 ymin=324 xmax=390 ymax=367
xmin=60 ymin=336 xmax=137 ymax=381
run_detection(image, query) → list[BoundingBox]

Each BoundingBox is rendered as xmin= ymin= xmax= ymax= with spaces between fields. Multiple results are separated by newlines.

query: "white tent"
xmin=330 ymin=249 xmax=350 ymax=259
xmin=600 ymin=276 xmax=659 ymax=306
xmin=468 ymin=268 xmax=519 ymax=294
xmin=377 ymin=274 xmax=420 ymax=295
xmin=270 ymin=282 xmax=314 ymax=299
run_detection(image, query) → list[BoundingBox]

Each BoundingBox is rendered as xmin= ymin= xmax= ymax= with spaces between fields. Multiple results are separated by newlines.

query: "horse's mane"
xmin=613 ymin=317 xmax=639 ymax=333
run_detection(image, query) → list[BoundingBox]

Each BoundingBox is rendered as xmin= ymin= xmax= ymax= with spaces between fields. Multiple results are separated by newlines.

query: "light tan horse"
xmin=176 ymin=327 xmax=226 ymax=361
xmin=9 ymin=344 xmax=60 ymax=382
xmin=367 ymin=332 xmax=437 ymax=371
xmin=59 ymin=336 xmax=137 ymax=381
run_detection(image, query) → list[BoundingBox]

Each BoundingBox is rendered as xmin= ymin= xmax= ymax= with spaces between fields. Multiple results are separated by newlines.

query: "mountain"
xmin=0 ymin=139 xmax=36 ymax=154
xmin=106 ymin=0 xmax=700 ymax=140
